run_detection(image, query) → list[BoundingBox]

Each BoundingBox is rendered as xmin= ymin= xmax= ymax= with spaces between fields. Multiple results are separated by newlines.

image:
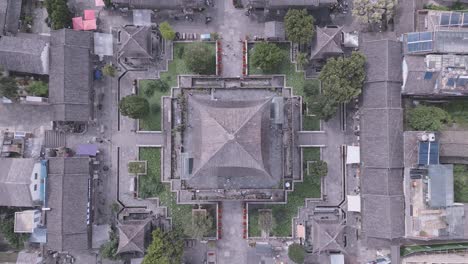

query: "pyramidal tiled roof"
xmin=117 ymin=219 xmax=150 ymax=254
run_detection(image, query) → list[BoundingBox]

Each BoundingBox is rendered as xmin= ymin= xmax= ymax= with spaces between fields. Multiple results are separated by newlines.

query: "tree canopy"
xmin=408 ymin=105 xmax=451 ymax=131
xmin=103 ymin=64 xmax=116 ymax=77
xmin=0 ymin=76 xmax=19 ymax=100
xmin=307 ymin=94 xmax=337 ymax=121
xmin=159 ymin=22 xmax=176 ymax=41
xmin=184 ymin=43 xmax=216 ymax=75
xmin=319 ymin=52 xmax=367 ymax=104
xmin=119 ymin=95 xmax=150 ymax=119
xmin=258 ymin=210 xmax=274 ymax=236
xmin=352 ymin=0 xmax=397 ymax=25
xmin=142 ymin=229 xmax=184 ymax=264
xmin=288 ymin=243 xmax=306 ymax=264
xmin=45 ymin=0 xmax=72 ymax=30
xmin=26 ymin=81 xmax=48 ymax=97
xmin=184 ymin=212 xmax=214 ymax=240
xmin=251 ymin=42 xmax=285 ymax=73
xmin=309 ymin=160 xmax=328 ymax=177
xmin=284 ymin=9 xmax=315 ymax=44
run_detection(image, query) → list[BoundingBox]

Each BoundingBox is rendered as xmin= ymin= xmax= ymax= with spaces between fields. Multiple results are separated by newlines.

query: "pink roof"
xmin=83 ymin=19 xmax=97 ymax=31
xmin=84 ymin=10 xmax=96 ymax=20
xmin=95 ymin=0 xmax=105 ymax=7
xmin=72 ymin=17 xmax=83 ymax=30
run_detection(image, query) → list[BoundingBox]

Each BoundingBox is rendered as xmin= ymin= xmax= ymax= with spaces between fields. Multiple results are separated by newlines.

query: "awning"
xmin=76 ymin=144 xmax=99 ymax=156
xmin=296 ymin=224 xmax=305 ymax=239
xmin=83 ymin=19 xmax=97 ymax=31
xmin=84 ymin=10 xmax=96 ymax=20
xmin=346 ymin=145 xmax=360 ymax=164
xmin=347 ymin=195 xmax=361 ymax=212
xmin=72 ymin=17 xmax=83 ymax=31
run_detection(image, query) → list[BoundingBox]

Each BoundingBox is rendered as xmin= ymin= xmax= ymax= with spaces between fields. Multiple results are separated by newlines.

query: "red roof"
xmin=84 ymin=10 xmax=96 ymax=20
xmin=72 ymin=17 xmax=83 ymax=31
xmin=83 ymin=19 xmax=97 ymax=31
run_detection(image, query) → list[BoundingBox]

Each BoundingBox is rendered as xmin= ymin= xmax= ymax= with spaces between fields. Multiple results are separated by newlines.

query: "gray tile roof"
xmin=361 ymin=39 xmax=402 ymax=83
xmin=0 ymin=35 xmax=49 ymax=75
xmin=118 ymin=26 xmax=153 ymax=59
xmin=360 ymin=37 xmax=405 ymax=244
xmin=362 ymin=195 xmax=405 ymax=240
xmin=310 ymin=26 xmax=343 ymax=60
xmin=46 ymin=157 xmax=90 ymax=252
xmin=49 ymin=29 xmax=92 ymax=122
xmin=0 ymin=0 xmax=21 ymax=35
xmin=249 ymin=0 xmax=336 ymax=8
xmin=264 ymin=21 xmax=285 ymax=39
xmin=117 ymin=219 xmax=151 ymax=254
xmin=428 ymin=164 xmax=454 ymax=208
xmin=0 ymin=158 xmax=35 ymax=207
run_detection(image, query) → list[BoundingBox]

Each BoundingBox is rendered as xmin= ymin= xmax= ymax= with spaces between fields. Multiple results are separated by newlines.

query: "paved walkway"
xmin=217 ymin=201 xmax=251 ymax=263
xmin=218 ymin=0 xmax=264 ymax=77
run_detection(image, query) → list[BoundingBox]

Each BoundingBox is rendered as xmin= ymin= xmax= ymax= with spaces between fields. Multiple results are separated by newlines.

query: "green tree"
xmin=159 ymin=22 xmax=176 ymax=41
xmin=100 ymin=227 xmax=119 ymax=260
xmin=309 ymin=160 xmax=328 ymax=177
xmin=251 ymin=42 xmax=285 ymax=73
xmin=103 ymin=64 xmax=116 ymax=77
xmin=288 ymin=243 xmax=306 ymax=264
xmin=352 ymin=0 xmax=397 ymax=24
xmin=296 ymin=52 xmax=309 ymax=70
xmin=145 ymin=80 xmax=170 ymax=97
xmin=0 ymin=213 xmax=28 ymax=249
xmin=142 ymin=229 xmax=184 ymax=264
xmin=185 ymin=212 xmax=214 ymax=240
xmin=26 ymin=81 xmax=48 ymax=97
xmin=308 ymin=94 xmax=337 ymax=121
xmin=119 ymin=95 xmax=149 ymax=119
xmin=408 ymin=105 xmax=451 ymax=131
xmin=319 ymin=52 xmax=366 ymax=104
xmin=284 ymin=9 xmax=315 ymax=44
xmin=0 ymin=76 xmax=19 ymax=100
xmin=45 ymin=0 xmax=72 ymax=30
xmin=184 ymin=43 xmax=216 ymax=75
xmin=104 ymin=0 xmax=113 ymax=7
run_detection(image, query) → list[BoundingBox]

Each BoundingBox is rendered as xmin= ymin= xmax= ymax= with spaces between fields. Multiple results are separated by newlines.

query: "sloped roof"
xmin=186 ymin=97 xmax=276 ymax=188
xmin=49 ymin=29 xmax=92 ymax=122
xmin=0 ymin=158 xmax=35 ymax=207
xmin=118 ymin=26 xmax=152 ymax=59
xmin=402 ymin=55 xmax=439 ymax=95
xmin=311 ymin=220 xmax=345 ymax=253
xmin=361 ymin=39 xmax=402 ymax=83
xmin=310 ymin=26 xmax=343 ymax=60
xmin=117 ymin=219 xmax=151 ymax=254
xmin=0 ymin=0 xmax=21 ymax=35
xmin=362 ymin=195 xmax=405 ymax=240
xmin=46 ymin=157 xmax=90 ymax=251
xmin=0 ymin=35 xmax=49 ymax=74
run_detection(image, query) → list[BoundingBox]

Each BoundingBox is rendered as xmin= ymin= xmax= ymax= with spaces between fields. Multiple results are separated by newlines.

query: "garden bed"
xmin=248 ymin=147 xmax=321 ymax=237
xmin=248 ymin=42 xmax=320 ymax=131
xmin=128 ymin=161 xmax=147 ymax=175
xmin=138 ymin=42 xmax=216 ymax=131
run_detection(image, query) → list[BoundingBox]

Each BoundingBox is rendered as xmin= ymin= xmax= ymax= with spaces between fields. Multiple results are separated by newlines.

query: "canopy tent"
xmin=83 ymin=19 xmax=97 ymax=31
xmin=95 ymin=0 xmax=105 ymax=7
xmin=347 ymin=195 xmax=361 ymax=212
xmin=76 ymin=144 xmax=99 ymax=156
xmin=94 ymin=32 xmax=113 ymax=56
xmin=346 ymin=145 xmax=360 ymax=164
xmin=84 ymin=10 xmax=96 ymax=20
xmin=72 ymin=17 xmax=83 ymax=31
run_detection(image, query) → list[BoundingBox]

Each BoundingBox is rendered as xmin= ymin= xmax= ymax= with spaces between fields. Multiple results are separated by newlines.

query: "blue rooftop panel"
xmin=424 ymin=72 xmax=434 ymax=80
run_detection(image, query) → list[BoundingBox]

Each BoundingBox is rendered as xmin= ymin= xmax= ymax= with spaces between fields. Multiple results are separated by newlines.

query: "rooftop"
xmin=45 ymin=157 xmax=90 ymax=251
xmin=0 ymin=34 xmax=49 ymax=75
xmin=0 ymin=158 xmax=36 ymax=207
xmin=49 ymin=29 xmax=93 ymax=122
xmin=117 ymin=219 xmax=151 ymax=255
xmin=310 ymin=26 xmax=344 ymax=61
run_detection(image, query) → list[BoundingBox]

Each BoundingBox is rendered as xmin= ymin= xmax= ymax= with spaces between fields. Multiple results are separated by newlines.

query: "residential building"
xmin=111 ymin=0 xmax=205 ymax=10
xmin=0 ymin=158 xmax=46 ymax=207
xmin=247 ymin=0 xmax=337 ymax=9
xmin=14 ymin=210 xmax=41 ymax=233
xmin=116 ymin=218 xmax=152 ymax=256
xmin=48 ymin=29 xmax=93 ymax=122
xmin=360 ymin=38 xmax=405 ymax=247
xmin=0 ymin=0 xmax=21 ymax=35
xmin=0 ymin=34 xmax=49 ymax=75
xmin=45 ymin=157 xmax=91 ymax=251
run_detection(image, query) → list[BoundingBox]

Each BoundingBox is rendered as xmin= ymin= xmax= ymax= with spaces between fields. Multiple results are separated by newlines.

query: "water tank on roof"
xmin=419 ymin=133 xmax=429 ymax=141
xmin=428 ymin=133 xmax=436 ymax=142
